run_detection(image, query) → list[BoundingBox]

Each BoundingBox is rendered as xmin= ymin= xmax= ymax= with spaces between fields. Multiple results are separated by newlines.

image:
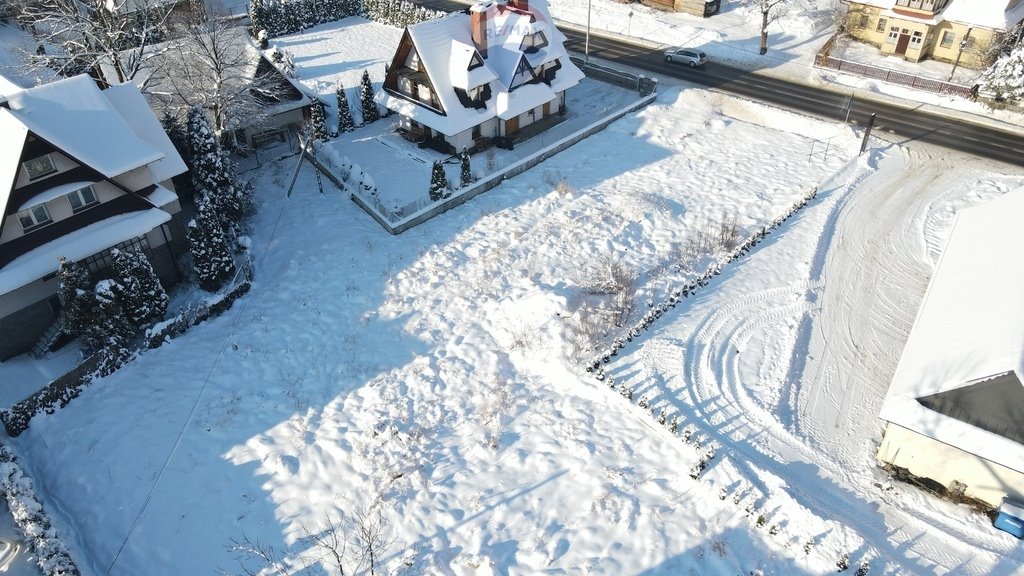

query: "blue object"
xmin=994 ymin=499 xmax=1024 ymax=538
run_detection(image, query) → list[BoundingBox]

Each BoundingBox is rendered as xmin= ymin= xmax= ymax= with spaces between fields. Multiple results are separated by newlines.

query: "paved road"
xmin=413 ymin=0 xmax=1024 ymax=166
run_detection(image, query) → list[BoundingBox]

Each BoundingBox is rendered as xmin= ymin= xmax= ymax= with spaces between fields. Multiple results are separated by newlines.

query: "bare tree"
xmin=301 ymin=516 xmax=350 ymax=576
xmin=351 ymin=505 xmax=398 ymax=576
xmin=749 ymin=0 xmax=790 ymax=55
xmin=153 ymin=12 xmax=285 ymax=143
xmin=12 ymin=0 xmax=174 ymax=82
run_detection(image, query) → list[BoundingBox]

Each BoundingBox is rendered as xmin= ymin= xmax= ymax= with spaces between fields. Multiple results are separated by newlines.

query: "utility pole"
xmin=584 ymin=0 xmax=592 ymax=70
xmin=859 ymin=113 xmax=876 ymax=156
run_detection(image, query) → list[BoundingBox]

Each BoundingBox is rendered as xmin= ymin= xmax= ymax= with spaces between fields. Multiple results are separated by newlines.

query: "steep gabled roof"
xmin=102 ymin=83 xmax=188 ymax=183
xmin=0 ymin=111 xmax=28 ymax=225
xmin=377 ymin=0 xmax=582 ymax=137
xmin=880 ymin=188 xmax=1024 ymax=472
xmin=855 ymin=0 xmax=1024 ymax=30
xmin=3 ymin=75 xmax=164 ymax=179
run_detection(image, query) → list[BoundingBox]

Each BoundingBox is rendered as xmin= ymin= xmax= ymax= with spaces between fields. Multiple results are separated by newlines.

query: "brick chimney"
xmin=508 ymin=0 xmax=528 ymax=13
xmin=470 ymin=3 xmax=489 ymax=58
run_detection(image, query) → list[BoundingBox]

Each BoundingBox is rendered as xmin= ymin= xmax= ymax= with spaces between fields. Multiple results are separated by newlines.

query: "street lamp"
xmin=584 ymin=0 xmax=592 ymax=70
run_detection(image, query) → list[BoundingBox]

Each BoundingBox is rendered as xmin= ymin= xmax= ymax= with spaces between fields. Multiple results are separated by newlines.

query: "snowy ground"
xmin=318 ymin=77 xmax=640 ymax=210
xmin=9 ymin=77 xmax=1024 ymax=575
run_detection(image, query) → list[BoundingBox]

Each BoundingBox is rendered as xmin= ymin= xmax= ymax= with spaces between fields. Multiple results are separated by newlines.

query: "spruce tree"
xmin=91 ymin=280 xmax=136 ymax=376
xmin=336 ymin=83 xmax=355 ymax=134
xmin=248 ymin=0 xmax=266 ymax=38
xmin=310 ymin=98 xmax=328 ymax=141
xmin=460 ymin=148 xmax=472 ymax=186
xmin=186 ymin=105 xmax=251 ymax=233
xmin=161 ymin=111 xmax=194 ymax=203
xmin=57 ymin=256 xmax=95 ymax=346
xmin=187 ymin=200 xmax=237 ymax=292
xmin=111 ymin=248 xmax=169 ymax=329
xmin=428 ymin=161 xmax=447 ymax=202
xmin=359 ymin=69 xmax=380 ymax=124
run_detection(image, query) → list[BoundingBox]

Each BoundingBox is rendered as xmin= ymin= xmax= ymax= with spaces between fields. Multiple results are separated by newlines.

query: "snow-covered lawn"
xmin=6 ymin=85 xmax=922 ymax=576
xmin=318 ymin=77 xmax=642 ymax=210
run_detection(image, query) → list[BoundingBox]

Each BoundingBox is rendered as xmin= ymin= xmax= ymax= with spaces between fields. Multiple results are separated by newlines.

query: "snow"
xmin=145 ymin=184 xmax=178 ymax=209
xmin=16 ymin=182 xmax=95 ymax=212
xmin=880 ymin=189 xmax=1024 ymax=473
xmin=940 ymin=0 xmax=1024 ymax=31
xmin=3 ymin=75 xmax=164 ymax=180
xmin=0 ymin=111 xmax=28 ymax=213
xmin=0 ymin=208 xmax=171 ymax=297
xmin=0 ymin=344 xmax=80 ymax=410
xmin=101 ymin=83 xmax=188 ymax=184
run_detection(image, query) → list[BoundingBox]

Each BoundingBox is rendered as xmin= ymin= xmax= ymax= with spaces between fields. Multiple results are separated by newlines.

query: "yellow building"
xmin=844 ymin=0 xmax=1024 ymax=68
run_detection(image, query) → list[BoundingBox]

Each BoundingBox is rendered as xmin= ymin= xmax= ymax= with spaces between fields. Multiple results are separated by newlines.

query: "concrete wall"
xmin=0 ymin=296 xmax=54 ymax=361
xmin=878 ymin=422 xmax=1024 ymax=507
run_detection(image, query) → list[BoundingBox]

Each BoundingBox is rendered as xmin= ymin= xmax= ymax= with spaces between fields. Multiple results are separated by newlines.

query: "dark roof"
xmin=918 ymin=371 xmax=1024 ymax=445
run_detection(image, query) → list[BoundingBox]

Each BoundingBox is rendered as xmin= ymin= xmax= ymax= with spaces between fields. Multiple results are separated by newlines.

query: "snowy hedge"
xmin=978 ymin=44 xmax=1024 ymax=104
xmin=250 ymin=0 xmax=444 ymax=39
xmin=0 ymin=445 xmax=80 ymax=576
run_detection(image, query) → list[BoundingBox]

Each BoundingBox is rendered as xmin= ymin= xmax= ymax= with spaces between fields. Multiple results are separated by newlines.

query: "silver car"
xmin=664 ymin=47 xmax=709 ymax=67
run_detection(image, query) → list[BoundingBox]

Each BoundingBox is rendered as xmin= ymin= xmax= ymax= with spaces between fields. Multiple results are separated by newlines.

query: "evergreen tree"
xmin=187 ymin=200 xmax=237 ymax=292
xmin=979 ymin=43 xmax=1024 ymax=103
xmin=111 ymin=248 xmax=169 ymax=329
xmin=359 ymin=69 xmax=380 ymax=124
xmin=336 ymin=82 xmax=355 ymax=133
xmin=186 ymin=105 xmax=251 ymax=233
xmin=459 ymin=148 xmax=472 ymax=186
xmin=57 ymin=256 xmax=95 ymax=346
xmin=428 ymin=161 xmax=447 ymax=202
xmin=310 ymin=98 xmax=328 ymax=141
xmin=161 ymin=111 xmax=194 ymax=204
xmin=91 ymin=280 xmax=136 ymax=376
xmin=248 ymin=0 xmax=266 ymax=37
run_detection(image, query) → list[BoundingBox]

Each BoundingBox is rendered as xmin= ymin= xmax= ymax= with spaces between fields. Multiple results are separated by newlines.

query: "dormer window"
xmin=468 ymin=51 xmax=484 ymax=71
xmin=520 ymin=31 xmax=548 ymax=54
xmin=18 ymin=204 xmax=52 ymax=232
xmin=23 ymin=154 xmax=57 ymax=181
xmin=67 ymin=185 xmax=98 ymax=213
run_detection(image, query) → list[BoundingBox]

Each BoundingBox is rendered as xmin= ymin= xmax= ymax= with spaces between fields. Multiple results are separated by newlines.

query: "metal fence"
xmin=815 ymin=54 xmax=973 ymax=99
xmin=569 ymin=56 xmax=658 ymax=96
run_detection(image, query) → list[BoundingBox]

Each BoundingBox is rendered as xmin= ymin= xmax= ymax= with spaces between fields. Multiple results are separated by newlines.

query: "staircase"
xmin=31 ymin=314 xmax=65 ymax=358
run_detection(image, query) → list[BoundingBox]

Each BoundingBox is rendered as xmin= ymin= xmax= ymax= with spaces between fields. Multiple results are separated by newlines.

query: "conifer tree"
xmin=460 ymin=148 xmax=472 ymax=186
xmin=57 ymin=256 xmax=95 ymax=346
xmin=429 ymin=161 xmax=447 ymax=202
xmin=161 ymin=111 xmax=194 ymax=203
xmin=186 ymin=105 xmax=251 ymax=233
xmin=360 ymin=69 xmax=380 ymax=124
xmin=248 ymin=0 xmax=266 ymax=38
xmin=310 ymin=98 xmax=328 ymax=141
xmin=336 ymin=82 xmax=355 ymax=133
xmin=187 ymin=200 xmax=237 ymax=292
xmin=111 ymin=248 xmax=169 ymax=329
xmin=91 ymin=280 xmax=136 ymax=376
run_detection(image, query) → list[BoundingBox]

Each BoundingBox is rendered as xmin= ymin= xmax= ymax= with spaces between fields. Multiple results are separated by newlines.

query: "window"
xmin=252 ymin=129 xmax=288 ymax=148
xmin=858 ymin=14 xmax=870 ymax=29
xmin=18 ymin=204 xmax=52 ymax=231
xmin=886 ymin=26 xmax=900 ymax=44
xmin=876 ymin=18 xmax=887 ymax=32
xmin=911 ymin=31 xmax=923 ymax=46
xmin=82 ymin=236 xmax=151 ymax=275
xmin=520 ymin=31 xmax=549 ymax=53
xmin=66 ymin=185 xmax=98 ymax=212
xmin=23 ymin=154 xmax=57 ymax=180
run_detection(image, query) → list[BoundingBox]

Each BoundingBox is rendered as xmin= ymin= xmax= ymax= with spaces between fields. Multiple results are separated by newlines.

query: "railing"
xmin=814 ymin=52 xmax=973 ymax=99
xmin=570 ymin=56 xmax=658 ymax=96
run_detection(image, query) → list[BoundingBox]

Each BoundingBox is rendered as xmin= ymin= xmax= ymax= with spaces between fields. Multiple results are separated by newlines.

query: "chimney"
xmin=509 ymin=0 xmax=528 ymax=13
xmin=470 ymin=3 xmax=489 ymax=58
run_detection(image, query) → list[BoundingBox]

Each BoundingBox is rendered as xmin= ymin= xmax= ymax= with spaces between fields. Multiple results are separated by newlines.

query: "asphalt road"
xmin=413 ymin=0 xmax=1024 ymax=166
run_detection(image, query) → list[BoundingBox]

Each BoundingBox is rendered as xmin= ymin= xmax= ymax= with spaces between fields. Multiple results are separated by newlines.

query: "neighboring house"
xmin=0 ymin=74 xmax=188 ymax=361
xmin=844 ymin=0 xmax=1024 ymax=67
xmin=376 ymin=0 xmax=584 ymax=154
xmin=877 ymin=189 xmax=1024 ymax=508
xmin=642 ymin=0 xmax=720 ymax=17
xmin=100 ymin=26 xmax=311 ymax=151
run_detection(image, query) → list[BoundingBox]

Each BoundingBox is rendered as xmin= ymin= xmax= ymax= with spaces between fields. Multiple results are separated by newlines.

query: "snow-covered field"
xmin=9 ymin=77 xmax=1024 ymax=575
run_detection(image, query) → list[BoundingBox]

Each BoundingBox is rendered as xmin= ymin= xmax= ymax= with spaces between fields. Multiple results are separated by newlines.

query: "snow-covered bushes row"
xmin=0 ymin=445 xmax=80 ymax=576
xmin=317 ymin=145 xmax=383 ymax=203
xmin=585 ymin=186 xmax=820 ymax=374
xmin=250 ymin=0 xmax=443 ymax=39
xmin=1 ymin=268 xmax=254 ymax=438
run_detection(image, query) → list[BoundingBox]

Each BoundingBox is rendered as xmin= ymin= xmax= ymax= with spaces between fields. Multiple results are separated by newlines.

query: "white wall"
xmin=878 ymin=423 xmax=1024 ymax=507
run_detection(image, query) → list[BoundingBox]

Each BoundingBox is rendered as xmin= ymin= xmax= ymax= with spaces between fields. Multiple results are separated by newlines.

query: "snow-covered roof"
xmin=854 ymin=0 xmax=1024 ymax=30
xmin=102 ymin=82 xmax=188 ymax=183
xmin=17 ymin=181 xmax=96 ymax=211
xmin=880 ymin=189 xmax=1024 ymax=473
xmin=3 ymin=75 xmax=165 ymax=179
xmin=0 ymin=207 xmax=171 ymax=297
xmin=0 ymin=111 xmax=27 ymax=216
xmin=0 ymin=72 xmax=23 ymax=104
xmin=378 ymin=0 xmax=583 ymax=137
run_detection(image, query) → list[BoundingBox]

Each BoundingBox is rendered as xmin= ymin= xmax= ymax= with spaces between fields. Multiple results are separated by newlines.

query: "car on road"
xmin=664 ymin=47 xmax=708 ymax=67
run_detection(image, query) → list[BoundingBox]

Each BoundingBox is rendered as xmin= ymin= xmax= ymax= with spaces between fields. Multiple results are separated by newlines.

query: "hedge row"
xmin=1 ymin=279 xmax=253 ymax=437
